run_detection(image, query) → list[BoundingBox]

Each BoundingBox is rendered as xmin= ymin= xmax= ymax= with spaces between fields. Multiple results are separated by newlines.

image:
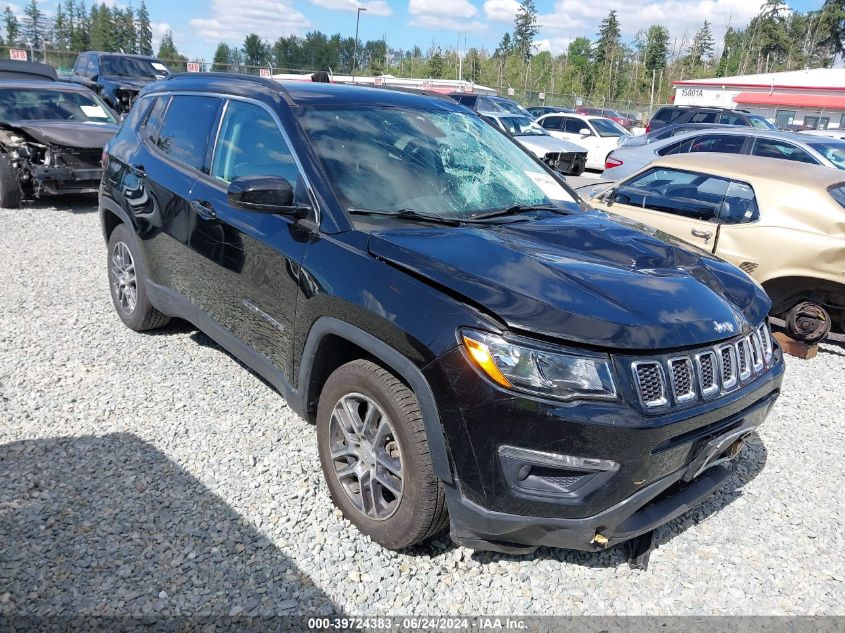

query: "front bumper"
xmin=425 ymin=343 xmax=784 ymax=553
xmin=32 ymin=165 xmax=102 ymax=195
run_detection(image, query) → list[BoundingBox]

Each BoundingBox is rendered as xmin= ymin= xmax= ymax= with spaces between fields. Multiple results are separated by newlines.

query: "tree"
xmin=52 ymin=5 xmax=69 ymax=50
xmin=643 ymin=25 xmax=669 ymax=73
xmin=242 ymin=33 xmax=268 ymax=68
xmin=513 ymin=0 xmax=539 ymax=62
xmin=22 ymin=0 xmax=45 ymax=58
xmin=594 ymin=9 xmax=621 ymax=66
xmin=464 ymin=47 xmax=481 ymax=82
xmin=71 ymin=1 xmax=91 ymax=51
xmin=137 ymin=0 xmax=153 ymax=55
xmin=89 ymin=4 xmax=113 ymax=52
xmin=687 ymin=20 xmax=714 ymax=69
xmin=212 ymin=42 xmax=232 ymax=71
xmin=4 ymin=7 xmax=20 ymax=47
xmin=494 ymin=33 xmax=512 ymax=58
xmin=816 ymin=0 xmax=845 ymax=59
xmin=428 ymin=46 xmax=444 ymax=78
xmin=157 ymin=30 xmax=180 ymax=61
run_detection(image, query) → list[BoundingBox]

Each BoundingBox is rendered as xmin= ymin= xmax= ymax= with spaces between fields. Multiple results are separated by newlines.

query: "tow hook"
xmin=591 ymin=532 xmax=609 ymax=547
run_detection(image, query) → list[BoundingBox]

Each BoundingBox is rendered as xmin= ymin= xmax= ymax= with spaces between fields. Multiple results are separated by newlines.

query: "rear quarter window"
xmin=829 ymin=185 xmax=845 ymax=209
xmin=652 ymin=107 xmax=684 ymax=124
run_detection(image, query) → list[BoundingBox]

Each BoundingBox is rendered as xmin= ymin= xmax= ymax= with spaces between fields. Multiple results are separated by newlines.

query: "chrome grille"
xmin=718 ymin=344 xmax=738 ymax=390
xmin=628 ymin=322 xmax=775 ymax=410
xmin=669 ymin=357 xmax=695 ymax=403
xmin=695 ymin=351 xmax=719 ymax=399
xmin=633 ymin=362 xmax=667 ymax=408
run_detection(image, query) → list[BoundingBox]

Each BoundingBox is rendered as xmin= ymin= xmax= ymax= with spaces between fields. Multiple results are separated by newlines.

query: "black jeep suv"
xmin=99 ymin=74 xmax=785 ymax=555
xmin=70 ymin=52 xmax=171 ymax=114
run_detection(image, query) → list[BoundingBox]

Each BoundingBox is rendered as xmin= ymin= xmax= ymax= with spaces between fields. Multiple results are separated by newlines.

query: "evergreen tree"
xmin=157 ymin=30 xmax=184 ymax=64
xmin=816 ymin=0 xmax=845 ymax=59
xmin=512 ymin=0 xmax=539 ymax=62
xmin=113 ymin=7 xmax=136 ymax=54
xmin=71 ymin=1 xmax=91 ymax=51
xmin=594 ymin=9 xmax=621 ymax=66
xmin=89 ymin=4 xmax=113 ymax=52
xmin=242 ymin=33 xmax=268 ymax=68
xmin=687 ymin=20 xmax=714 ymax=69
xmin=494 ymin=32 xmax=512 ymax=57
xmin=53 ymin=5 xmax=69 ymax=50
xmin=644 ymin=25 xmax=669 ymax=73
xmin=22 ymin=0 xmax=46 ymax=58
xmin=212 ymin=42 xmax=232 ymax=71
xmin=428 ymin=47 xmax=444 ymax=78
xmin=4 ymin=7 xmax=20 ymax=47
xmin=137 ymin=0 xmax=153 ymax=55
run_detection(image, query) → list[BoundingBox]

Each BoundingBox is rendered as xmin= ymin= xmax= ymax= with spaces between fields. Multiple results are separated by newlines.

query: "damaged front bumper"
xmin=30 ymin=164 xmax=102 ymax=195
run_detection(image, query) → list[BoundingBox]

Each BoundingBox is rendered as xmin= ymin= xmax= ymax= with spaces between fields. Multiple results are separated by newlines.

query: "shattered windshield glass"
xmin=297 ymin=106 xmax=576 ymax=218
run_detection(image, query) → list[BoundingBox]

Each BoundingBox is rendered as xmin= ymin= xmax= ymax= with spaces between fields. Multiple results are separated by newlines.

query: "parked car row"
xmin=0 ymin=54 xmax=171 ymax=207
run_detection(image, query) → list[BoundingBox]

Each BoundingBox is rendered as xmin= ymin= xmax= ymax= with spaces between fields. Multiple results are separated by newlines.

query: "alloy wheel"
xmin=110 ymin=241 xmax=137 ymax=314
xmin=328 ymin=392 xmax=403 ymax=521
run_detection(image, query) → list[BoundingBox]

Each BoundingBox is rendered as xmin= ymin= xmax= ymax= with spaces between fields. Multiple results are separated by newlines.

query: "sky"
xmin=8 ymin=0 xmax=826 ymax=63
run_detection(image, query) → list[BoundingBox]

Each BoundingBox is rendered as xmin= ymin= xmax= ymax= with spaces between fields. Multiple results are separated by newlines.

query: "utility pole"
xmin=649 ymin=69 xmax=656 ymax=115
xmin=352 ymin=7 xmax=367 ymax=84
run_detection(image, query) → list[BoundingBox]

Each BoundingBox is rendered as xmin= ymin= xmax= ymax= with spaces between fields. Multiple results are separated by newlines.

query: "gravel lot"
xmin=1 ymin=198 xmax=843 ymax=617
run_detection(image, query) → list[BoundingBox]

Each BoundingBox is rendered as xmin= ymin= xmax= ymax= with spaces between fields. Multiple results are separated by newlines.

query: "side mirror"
xmin=227 ymin=176 xmax=308 ymax=217
xmin=579 ymin=128 xmax=592 ymax=136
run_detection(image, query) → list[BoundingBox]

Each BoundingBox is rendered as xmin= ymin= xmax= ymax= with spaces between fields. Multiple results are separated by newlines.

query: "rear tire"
xmin=107 ymin=223 xmax=170 ymax=332
xmin=0 ymin=154 xmax=22 ymax=208
xmin=785 ymin=301 xmax=831 ymax=344
xmin=317 ymin=359 xmax=448 ymax=550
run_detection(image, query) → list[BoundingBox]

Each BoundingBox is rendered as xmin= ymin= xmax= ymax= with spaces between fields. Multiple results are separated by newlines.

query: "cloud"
xmin=408 ymin=0 xmax=485 ymax=31
xmin=310 ymin=0 xmax=392 ymax=17
xmin=409 ymin=15 xmax=487 ymax=31
xmin=408 ymin=0 xmax=477 ymax=19
xmin=540 ymin=0 xmax=760 ymax=47
xmin=189 ymin=0 xmax=310 ymax=42
xmin=483 ymin=0 xmax=519 ymax=23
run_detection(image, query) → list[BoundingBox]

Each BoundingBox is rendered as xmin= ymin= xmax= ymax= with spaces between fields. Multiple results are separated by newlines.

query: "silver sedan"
xmin=603 ymin=127 xmax=845 ymax=180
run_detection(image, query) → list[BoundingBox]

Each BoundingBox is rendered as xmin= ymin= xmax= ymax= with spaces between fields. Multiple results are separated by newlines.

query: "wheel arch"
xmin=298 ymin=316 xmax=453 ymax=484
xmin=99 ymin=197 xmax=133 ymax=243
xmin=761 ymin=275 xmax=845 ymax=315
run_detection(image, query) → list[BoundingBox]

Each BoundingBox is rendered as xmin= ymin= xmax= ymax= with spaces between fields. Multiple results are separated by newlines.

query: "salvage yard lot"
xmin=1 ymin=198 xmax=843 ymax=617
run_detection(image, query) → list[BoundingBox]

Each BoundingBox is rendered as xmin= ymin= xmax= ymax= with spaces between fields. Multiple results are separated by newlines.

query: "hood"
xmin=103 ymin=76 xmax=155 ymax=90
xmin=368 ymin=212 xmax=770 ymax=350
xmin=7 ymin=121 xmax=118 ymax=149
xmin=516 ymin=134 xmax=587 ymax=155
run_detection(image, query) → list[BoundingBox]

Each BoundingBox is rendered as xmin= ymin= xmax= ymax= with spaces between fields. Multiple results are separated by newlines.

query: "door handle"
xmin=691 ymin=228 xmax=713 ymax=243
xmin=191 ymin=199 xmax=217 ymax=221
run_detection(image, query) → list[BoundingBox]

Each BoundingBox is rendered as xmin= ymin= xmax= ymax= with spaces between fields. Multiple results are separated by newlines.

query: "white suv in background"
xmin=536 ymin=113 xmax=631 ymax=170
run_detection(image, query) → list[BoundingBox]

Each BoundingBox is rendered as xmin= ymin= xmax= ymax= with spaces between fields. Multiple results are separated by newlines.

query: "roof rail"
xmin=165 ymin=72 xmax=295 ymax=104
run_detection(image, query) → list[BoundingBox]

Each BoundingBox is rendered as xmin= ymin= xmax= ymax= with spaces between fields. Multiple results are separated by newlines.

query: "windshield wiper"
xmin=469 ymin=204 xmax=575 ymax=221
xmin=347 ymin=207 xmax=464 ymax=226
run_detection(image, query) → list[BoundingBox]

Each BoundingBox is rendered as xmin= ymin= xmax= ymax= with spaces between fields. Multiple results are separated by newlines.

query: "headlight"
xmin=460 ymin=329 xmax=617 ymax=401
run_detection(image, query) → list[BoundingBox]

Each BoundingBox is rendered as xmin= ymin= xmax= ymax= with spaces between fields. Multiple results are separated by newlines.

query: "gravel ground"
xmin=1 ymin=198 xmax=843 ymax=617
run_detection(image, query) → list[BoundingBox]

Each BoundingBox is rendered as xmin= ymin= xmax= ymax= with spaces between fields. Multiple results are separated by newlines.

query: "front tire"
xmin=0 ymin=154 xmax=22 ymax=208
xmin=107 ymin=223 xmax=170 ymax=332
xmin=317 ymin=359 xmax=448 ymax=549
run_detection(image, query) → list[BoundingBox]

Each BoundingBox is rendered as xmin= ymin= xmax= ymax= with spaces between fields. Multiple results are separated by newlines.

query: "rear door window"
xmin=651 ymin=107 xmax=684 ymax=124
xmin=539 ymin=116 xmax=561 ymax=130
xmin=687 ymin=134 xmax=746 ymax=154
xmin=74 ymin=55 xmax=89 ymax=75
xmin=143 ymin=96 xmax=169 ymax=142
xmin=563 ymin=118 xmax=587 ymax=134
xmin=86 ymin=57 xmax=98 ymax=77
xmin=752 ymin=138 xmax=818 ymax=164
xmin=718 ymin=112 xmax=744 ymax=126
xmin=154 ymin=95 xmax=222 ymax=172
xmin=718 ymin=181 xmax=759 ymax=224
xmin=689 ymin=111 xmax=719 ymax=123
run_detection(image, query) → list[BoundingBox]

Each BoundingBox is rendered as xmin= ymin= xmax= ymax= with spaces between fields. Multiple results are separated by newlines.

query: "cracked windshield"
xmin=297 ymin=106 xmax=576 ymax=218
